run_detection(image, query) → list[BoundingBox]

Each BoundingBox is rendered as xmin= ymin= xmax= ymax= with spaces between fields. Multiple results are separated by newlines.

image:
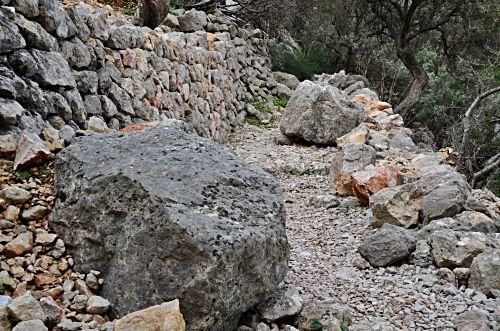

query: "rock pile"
xmin=280 ymin=71 xmax=499 ymax=300
xmin=0 ymin=0 xmax=279 ymax=149
xmin=0 ymin=158 xmax=116 ymax=330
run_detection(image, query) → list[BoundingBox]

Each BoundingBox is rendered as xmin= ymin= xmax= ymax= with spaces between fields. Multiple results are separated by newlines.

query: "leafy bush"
xmin=122 ymin=7 xmax=136 ymax=16
xmin=270 ymin=42 xmax=332 ymax=81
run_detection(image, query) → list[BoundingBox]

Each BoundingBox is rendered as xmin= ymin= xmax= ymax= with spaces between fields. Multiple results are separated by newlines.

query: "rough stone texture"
xmin=350 ymin=164 xmax=403 ymax=204
xmin=257 ymin=285 xmax=303 ymax=321
xmin=7 ymin=292 xmax=47 ymax=322
xmin=1 ymin=2 xmax=279 ymax=143
xmin=370 ymin=183 xmax=424 ymax=228
xmin=114 ymin=300 xmax=185 ymax=331
xmin=469 ymin=249 xmax=500 ymax=298
xmin=358 ymin=224 xmax=416 ymax=267
xmin=50 ymin=127 xmax=289 ymax=330
xmin=430 ymin=230 xmax=492 ymax=268
xmin=13 ymin=132 xmax=52 ymax=170
xmin=454 ymin=309 xmax=490 ymax=331
xmin=12 ymin=319 xmax=48 ymax=331
xmin=418 ymin=168 xmax=471 ymax=221
xmin=273 ymin=71 xmax=300 ymax=90
xmin=280 ymin=80 xmax=364 ymax=145
xmin=330 ymin=143 xmax=376 ymax=196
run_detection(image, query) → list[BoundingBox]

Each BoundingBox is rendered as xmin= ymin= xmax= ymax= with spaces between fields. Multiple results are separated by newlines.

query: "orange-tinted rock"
xmin=114 ymin=300 xmax=185 ymax=331
xmin=34 ymin=273 xmax=59 ymax=288
xmin=351 ymin=164 xmax=403 ymax=204
xmin=13 ymin=132 xmax=53 ymax=170
xmin=4 ymin=232 xmax=33 ymax=258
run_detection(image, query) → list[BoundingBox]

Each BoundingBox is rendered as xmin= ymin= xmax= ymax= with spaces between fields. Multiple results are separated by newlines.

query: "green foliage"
xmin=122 ymin=7 xmax=136 ymax=16
xmin=254 ymin=102 xmax=273 ymax=114
xmin=272 ymin=98 xmax=288 ymax=108
xmin=169 ymin=0 xmax=184 ymax=13
xmin=16 ymin=170 xmax=32 ymax=181
xmin=310 ymin=321 xmax=323 ymax=331
xmin=243 ymin=114 xmax=262 ymax=126
xmin=270 ymin=42 xmax=332 ymax=81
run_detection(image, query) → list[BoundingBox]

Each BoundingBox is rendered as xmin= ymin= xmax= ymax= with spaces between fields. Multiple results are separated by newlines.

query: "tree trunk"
xmin=135 ymin=0 xmax=170 ymax=29
xmin=394 ymin=47 xmax=429 ymax=118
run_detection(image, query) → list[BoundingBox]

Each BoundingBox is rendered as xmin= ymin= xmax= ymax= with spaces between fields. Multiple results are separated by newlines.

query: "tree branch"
xmin=460 ymin=85 xmax=500 ymax=173
xmin=472 ymin=152 xmax=500 ymax=187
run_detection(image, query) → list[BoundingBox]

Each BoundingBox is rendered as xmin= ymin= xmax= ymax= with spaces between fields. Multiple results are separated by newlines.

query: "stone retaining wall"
xmin=0 ymin=0 xmax=278 ymax=143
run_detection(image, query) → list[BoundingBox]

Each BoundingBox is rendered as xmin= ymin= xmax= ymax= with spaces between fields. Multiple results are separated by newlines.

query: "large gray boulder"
xmin=417 ymin=166 xmax=471 ymax=221
xmin=358 ymin=224 xmax=416 ymax=267
xmin=280 ymin=81 xmax=364 ymax=145
xmin=50 ymin=126 xmax=289 ymax=330
xmin=430 ymin=230 xmax=492 ymax=268
xmin=469 ymin=249 xmax=500 ymax=298
xmin=369 ymin=183 xmax=423 ymax=228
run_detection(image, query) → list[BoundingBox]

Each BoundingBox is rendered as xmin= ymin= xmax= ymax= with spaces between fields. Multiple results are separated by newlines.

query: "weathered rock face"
xmin=330 ymin=143 xmax=376 ymax=196
xmin=280 ymin=80 xmax=364 ymax=145
xmin=50 ymin=127 xmax=289 ymax=330
xmin=370 ymin=183 xmax=424 ymax=228
xmin=430 ymin=230 xmax=492 ymax=268
xmin=468 ymin=249 xmax=500 ymax=298
xmin=114 ymin=300 xmax=185 ymax=331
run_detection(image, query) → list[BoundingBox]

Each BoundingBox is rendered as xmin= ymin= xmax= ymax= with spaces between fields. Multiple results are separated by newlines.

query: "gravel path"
xmin=228 ymin=123 xmax=500 ymax=331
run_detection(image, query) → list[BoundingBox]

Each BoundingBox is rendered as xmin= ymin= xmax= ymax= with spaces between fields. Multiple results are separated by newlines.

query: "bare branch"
xmin=472 ymin=152 xmax=500 ymax=187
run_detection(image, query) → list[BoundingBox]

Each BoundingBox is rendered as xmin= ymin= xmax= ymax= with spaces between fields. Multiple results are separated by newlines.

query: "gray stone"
xmin=369 ymin=182 xmax=423 ymax=228
xmin=66 ymin=6 xmax=90 ymax=42
xmin=275 ymin=83 xmax=293 ymax=100
xmin=59 ymin=125 xmax=75 ymax=145
xmin=409 ymin=240 xmax=433 ymax=267
xmin=109 ymin=82 xmax=134 ymax=115
xmin=87 ymin=9 xmax=110 ymax=41
xmin=12 ymin=319 xmax=48 ymax=331
xmin=418 ymin=169 xmax=471 ymax=221
xmin=7 ymin=292 xmax=47 ymax=322
xmin=100 ymin=95 xmax=118 ymax=119
xmin=0 ymin=98 xmax=24 ymax=126
xmin=29 ymin=50 xmax=76 ymax=88
xmin=74 ymin=70 xmax=98 ymax=95
xmin=0 ymin=185 xmax=31 ymax=204
xmin=280 ymin=81 xmax=364 ymax=145
xmin=273 ymin=71 xmax=300 ymax=90
xmin=388 ymin=128 xmax=417 ymax=152
xmin=84 ymin=95 xmax=102 ymax=116
xmin=14 ymin=14 xmax=58 ymax=51
xmin=50 ymin=127 xmax=289 ymax=330
xmin=11 ymin=0 xmax=39 ymax=17
xmin=350 ymin=318 xmax=396 ymax=331
xmin=106 ymin=25 xmax=147 ymax=50
xmin=454 ymin=211 xmax=497 ymax=234
xmin=0 ymin=15 xmax=26 ymax=53
xmin=454 ymin=309 xmax=490 ymax=331
xmin=21 ymin=205 xmax=47 ymax=221
xmin=44 ymin=91 xmax=72 ymax=122
xmin=8 ymin=49 xmax=37 ymax=77
xmin=59 ymin=38 xmax=91 ymax=69
xmin=0 ymin=66 xmax=25 ymax=99
xmin=430 ymin=230 xmax=491 ymax=268
xmin=38 ymin=0 xmax=77 ymax=38
xmin=358 ymin=224 xmax=416 ymax=267
xmin=257 ymin=285 xmax=303 ymax=321
xmin=469 ymin=249 xmax=500 ymax=298
xmin=86 ymin=296 xmax=110 ymax=314
xmin=62 ymin=89 xmax=85 ymax=128
xmin=178 ymin=9 xmax=208 ymax=32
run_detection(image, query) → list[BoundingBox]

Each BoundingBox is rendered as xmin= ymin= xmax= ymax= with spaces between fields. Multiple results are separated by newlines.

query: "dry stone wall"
xmin=0 ymin=0 xmax=278 ymax=143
